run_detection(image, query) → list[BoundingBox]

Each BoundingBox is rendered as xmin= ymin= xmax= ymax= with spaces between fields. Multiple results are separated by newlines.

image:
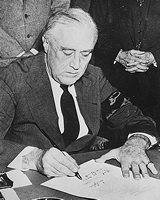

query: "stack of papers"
xmin=42 ymin=160 xmax=160 ymax=200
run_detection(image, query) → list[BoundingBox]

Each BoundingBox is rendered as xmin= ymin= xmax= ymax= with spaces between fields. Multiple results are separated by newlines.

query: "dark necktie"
xmin=60 ymin=85 xmax=80 ymax=146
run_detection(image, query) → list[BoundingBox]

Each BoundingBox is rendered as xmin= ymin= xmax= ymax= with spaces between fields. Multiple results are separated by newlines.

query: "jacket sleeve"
xmin=0 ymin=27 xmax=24 ymax=59
xmin=100 ymin=75 xmax=158 ymax=144
xmin=0 ymin=69 xmax=26 ymax=171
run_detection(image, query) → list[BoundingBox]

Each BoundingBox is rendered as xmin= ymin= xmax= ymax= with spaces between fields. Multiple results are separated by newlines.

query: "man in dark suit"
xmin=0 ymin=8 xmax=158 ymax=180
xmin=89 ymin=0 xmax=160 ymax=132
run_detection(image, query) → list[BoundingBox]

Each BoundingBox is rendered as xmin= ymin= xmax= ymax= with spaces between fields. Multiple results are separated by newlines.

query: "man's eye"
xmin=81 ymin=52 xmax=92 ymax=57
xmin=62 ymin=50 xmax=73 ymax=56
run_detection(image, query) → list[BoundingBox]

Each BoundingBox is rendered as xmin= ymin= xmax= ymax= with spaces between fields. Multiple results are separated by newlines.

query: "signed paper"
xmin=42 ymin=160 xmax=160 ymax=200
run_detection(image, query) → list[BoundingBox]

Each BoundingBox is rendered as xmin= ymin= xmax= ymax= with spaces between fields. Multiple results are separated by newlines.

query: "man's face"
xmin=44 ymin=24 xmax=95 ymax=85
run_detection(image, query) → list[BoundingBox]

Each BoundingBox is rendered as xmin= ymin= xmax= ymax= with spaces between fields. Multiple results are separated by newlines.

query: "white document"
xmin=42 ymin=160 xmax=160 ymax=200
xmin=1 ymin=188 xmax=20 ymax=200
xmin=7 ymin=169 xmax=32 ymax=188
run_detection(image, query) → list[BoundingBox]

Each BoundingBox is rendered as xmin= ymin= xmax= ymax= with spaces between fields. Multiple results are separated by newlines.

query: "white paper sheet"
xmin=7 ymin=169 xmax=32 ymax=188
xmin=42 ymin=160 xmax=160 ymax=200
xmin=1 ymin=188 xmax=20 ymax=200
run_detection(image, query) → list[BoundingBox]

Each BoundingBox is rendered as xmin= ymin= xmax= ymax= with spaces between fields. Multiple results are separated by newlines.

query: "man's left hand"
xmin=96 ymin=136 xmax=158 ymax=180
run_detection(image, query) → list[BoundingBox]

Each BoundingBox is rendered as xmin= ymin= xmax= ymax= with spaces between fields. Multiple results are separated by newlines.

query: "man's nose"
xmin=70 ymin=54 xmax=80 ymax=70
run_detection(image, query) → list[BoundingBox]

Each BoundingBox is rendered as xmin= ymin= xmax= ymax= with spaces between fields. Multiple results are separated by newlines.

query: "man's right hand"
xmin=22 ymin=147 xmax=79 ymax=177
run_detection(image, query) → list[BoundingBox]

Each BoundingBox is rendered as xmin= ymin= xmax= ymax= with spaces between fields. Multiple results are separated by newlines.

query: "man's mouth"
xmin=66 ymin=72 xmax=78 ymax=76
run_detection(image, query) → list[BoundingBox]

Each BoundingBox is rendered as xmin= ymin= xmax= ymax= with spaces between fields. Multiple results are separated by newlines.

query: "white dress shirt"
xmin=48 ymin=72 xmax=88 ymax=139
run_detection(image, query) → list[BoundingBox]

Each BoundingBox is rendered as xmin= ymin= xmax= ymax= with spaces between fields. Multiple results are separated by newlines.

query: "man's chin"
xmin=60 ymin=77 xmax=79 ymax=85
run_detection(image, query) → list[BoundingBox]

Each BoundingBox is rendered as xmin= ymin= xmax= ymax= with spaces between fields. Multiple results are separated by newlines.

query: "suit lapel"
xmin=25 ymin=53 xmax=65 ymax=150
xmin=75 ymin=71 xmax=100 ymax=135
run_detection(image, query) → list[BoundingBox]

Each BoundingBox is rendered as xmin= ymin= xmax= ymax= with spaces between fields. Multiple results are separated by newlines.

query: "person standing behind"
xmin=0 ymin=0 xmax=70 ymax=67
xmin=88 ymin=0 xmax=160 ymax=134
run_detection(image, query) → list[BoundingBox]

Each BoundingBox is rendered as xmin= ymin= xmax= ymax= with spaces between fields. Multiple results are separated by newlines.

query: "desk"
xmin=14 ymin=149 xmax=160 ymax=200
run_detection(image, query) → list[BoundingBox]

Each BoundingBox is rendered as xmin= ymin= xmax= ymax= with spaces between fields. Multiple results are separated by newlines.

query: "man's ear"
xmin=42 ymin=36 xmax=49 ymax=53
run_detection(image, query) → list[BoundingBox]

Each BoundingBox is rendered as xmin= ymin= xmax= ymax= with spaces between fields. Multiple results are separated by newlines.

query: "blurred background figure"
xmin=0 ymin=0 xmax=70 ymax=67
xmin=70 ymin=0 xmax=90 ymax=12
xmin=88 ymin=0 xmax=160 ymax=135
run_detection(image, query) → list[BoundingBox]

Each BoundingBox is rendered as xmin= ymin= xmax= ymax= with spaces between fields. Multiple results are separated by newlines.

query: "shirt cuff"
xmin=30 ymin=48 xmax=39 ymax=55
xmin=113 ymin=49 xmax=123 ymax=64
xmin=152 ymin=59 xmax=157 ymax=67
xmin=149 ymin=52 xmax=157 ymax=67
xmin=16 ymin=48 xmax=38 ymax=58
xmin=128 ymin=132 xmax=157 ymax=147
xmin=8 ymin=146 xmax=35 ymax=171
xmin=16 ymin=51 xmax=25 ymax=58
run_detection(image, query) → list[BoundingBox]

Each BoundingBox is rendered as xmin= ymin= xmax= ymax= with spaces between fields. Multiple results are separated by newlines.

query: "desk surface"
xmin=14 ymin=149 xmax=160 ymax=200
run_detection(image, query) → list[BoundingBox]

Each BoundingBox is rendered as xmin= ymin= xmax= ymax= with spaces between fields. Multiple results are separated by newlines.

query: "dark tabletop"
xmin=13 ymin=149 xmax=160 ymax=200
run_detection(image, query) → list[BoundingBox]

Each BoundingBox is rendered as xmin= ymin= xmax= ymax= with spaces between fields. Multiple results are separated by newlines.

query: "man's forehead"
xmin=53 ymin=25 xmax=95 ymax=50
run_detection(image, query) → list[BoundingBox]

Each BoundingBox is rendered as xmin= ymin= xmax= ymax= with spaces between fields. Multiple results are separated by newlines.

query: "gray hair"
xmin=43 ymin=8 xmax=98 ymax=45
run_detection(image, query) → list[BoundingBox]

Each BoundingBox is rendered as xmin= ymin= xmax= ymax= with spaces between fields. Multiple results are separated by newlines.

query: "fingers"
xmin=43 ymin=156 xmax=74 ymax=177
xmin=125 ymin=64 xmax=149 ymax=73
xmin=139 ymin=162 xmax=149 ymax=179
xmin=130 ymin=161 xmax=157 ymax=180
xmin=120 ymin=50 xmax=152 ymax=71
xmin=121 ymin=161 xmax=158 ymax=180
xmin=121 ymin=162 xmax=130 ymax=178
xmin=44 ymin=162 xmax=66 ymax=177
xmin=95 ymin=149 xmax=118 ymax=163
xmin=131 ymin=162 xmax=142 ymax=180
xmin=62 ymin=151 xmax=79 ymax=169
xmin=129 ymin=49 xmax=145 ymax=55
xmin=147 ymin=162 xmax=158 ymax=175
xmin=96 ymin=147 xmax=158 ymax=181
xmin=126 ymin=68 xmax=148 ymax=73
xmin=126 ymin=63 xmax=148 ymax=69
xmin=90 ymin=137 xmax=109 ymax=150
xmin=41 ymin=148 xmax=79 ymax=177
xmin=121 ymin=161 xmax=149 ymax=180
xmin=125 ymin=66 xmax=138 ymax=73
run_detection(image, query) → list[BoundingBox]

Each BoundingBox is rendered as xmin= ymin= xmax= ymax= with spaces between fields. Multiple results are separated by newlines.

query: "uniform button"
xmin=27 ymin=34 xmax=30 ymax=38
xmin=138 ymin=30 xmax=142 ymax=33
xmin=139 ymin=21 xmax=142 ymax=25
xmin=25 ymin=14 xmax=28 ymax=18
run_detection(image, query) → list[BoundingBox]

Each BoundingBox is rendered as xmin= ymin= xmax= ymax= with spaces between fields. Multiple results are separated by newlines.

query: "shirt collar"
xmin=45 ymin=59 xmax=77 ymax=97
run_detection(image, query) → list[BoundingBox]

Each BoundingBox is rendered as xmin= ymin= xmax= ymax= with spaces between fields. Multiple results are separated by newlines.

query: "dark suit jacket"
xmin=0 ymin=52 xmax=157 ymax=170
